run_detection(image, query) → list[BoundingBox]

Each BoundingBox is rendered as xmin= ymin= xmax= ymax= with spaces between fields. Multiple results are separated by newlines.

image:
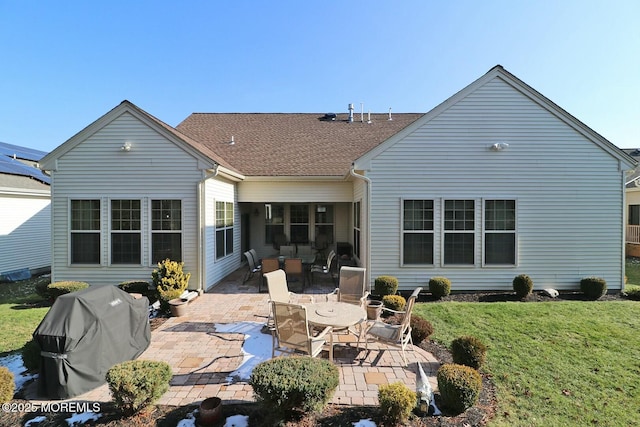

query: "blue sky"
xmin=1 ymin=1 xmax=638 ymax=152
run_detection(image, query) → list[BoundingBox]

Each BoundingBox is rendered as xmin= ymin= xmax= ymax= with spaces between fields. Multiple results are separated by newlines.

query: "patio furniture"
xmin=306 ymin=301 xmax=367 ymax=356
xmin=265 ymin=269 xmax=313 ymax=327
xmin=327 ymin=266 xmax=368 ymax=307
xmin=280 ymin=245 xmax=296 ymax=258
xmin=363 ymin=287 xmax=422 ymax=366
xmin=271 ymin=301 xmax=333 ymax=361
xmin=272 ymin=233 xmax=288 ymax=251
xmin=284 ymin=257 xmax=304 ymax=291
xmin=242 ymin=250 xmax=261 ymax=284
xmin=314 ymin=234 xmax=330 ymax=259
xmin=249 ymin=249 xmax=261 ymax=269
xmin=310 ymin=250 xmax=337 ymax=286
xmin=260 ymin=258 xmax=280 ymax=292
xmin=297 ymin=244 xmax=313 ymax=257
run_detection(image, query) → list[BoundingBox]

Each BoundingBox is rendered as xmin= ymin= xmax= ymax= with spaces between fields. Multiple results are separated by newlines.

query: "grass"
xmin=0 ymin=276 xmax=50 ymax=355
xmin=414 ymin=298 xmax=640 ymax=426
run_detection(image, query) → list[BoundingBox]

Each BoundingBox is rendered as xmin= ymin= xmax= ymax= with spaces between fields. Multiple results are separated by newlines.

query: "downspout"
xmin=197 ymin=164 xmax=219 ymax=294
xmin=350 ymin=165 xmax=372 ymax=292
xmin=621 ymin=167 xmax=627 ymax=292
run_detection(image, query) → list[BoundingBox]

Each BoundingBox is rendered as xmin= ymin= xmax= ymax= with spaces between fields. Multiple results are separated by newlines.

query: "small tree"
xmin=152 ymin=259 xmax=190 ymax=312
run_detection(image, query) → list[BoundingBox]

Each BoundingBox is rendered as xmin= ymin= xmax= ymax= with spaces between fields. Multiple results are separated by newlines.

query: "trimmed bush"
xmin=624 ymin=285 xmax=640 ymax=301
xmin=383 ymin=294 xmax=406 ymax=312
xmin=152 ymin=259 xmax=191 ymax=312
xmin=0 ymin=367 xmax=15 ymax=403
xmin=249 ymin=357 xmax=339 ymax=416
xmin=378 ymin=381 xmax=416 ymax=425
xmin=106 ymin=360 xmax=172 ymax=416
xmin=118 ymin=281 xmax=151 ymax=295
xmin=451 ymin=336 xmax=487 ymax=370
xmin=47 ymin=281 xmax=89 ymax=301
xmin=411 ymin=315 xmax=434 ymax=345
xmin=429 ymin=276 xmax=451 ymax=299
xmin=21 ymin=339 xmax=41 ymax=373
xmin=512 ymin=274 xmax=533 ymax=299
xmin=580 ymin=276 xmax=607 ymax=300
xmin=374 ymin=276 xmax=399 ymax=297
xmin=34 ymin=279 xmax=51 ymax=301
xmin=437 ymin=363 xmax=482 ymax=414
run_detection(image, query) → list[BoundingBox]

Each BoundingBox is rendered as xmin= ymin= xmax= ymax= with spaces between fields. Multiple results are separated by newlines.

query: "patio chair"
xmin=260 ymin=258 xmax=280 ymax=292
xmin=327 ymin=266 xmax=368 ymax=307
xmin=271 ymin=300 xmax=333 ymax=361
xmin=242 ymin=250 xmax=261 ymax=285
xmin=310 ymin=250 xmax=337 ymax=286
xmin=280 ymin=245 xmax=296 ymax=258
xmin=265 ymin=269 xmax=313 ymax=327
xmin=296 ymin=244 xmax=313 ymax=257
xmin=249 ymin=249 xmax=261 ymax=269
xmin=314 ymin=234 xmax=330 ymax=259
xmin=284 ymin=258 xmax=304 ymax=291
xmin=364 ymin=287 xmax=422 ymax=366
xmin=272 ymin=233 xmax=288 ymax=251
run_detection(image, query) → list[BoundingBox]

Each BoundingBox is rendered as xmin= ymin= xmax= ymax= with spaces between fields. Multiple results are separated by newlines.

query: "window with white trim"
xmin=443 ymin=200 xmax=474 ymax=265
xmin=484 ymin=200 xmax=516 ymax=265
xmin=151 ymin=200 xmax=182 ymax=263
xmin=290 ymin=204 xmax=309 ymax=244
xmin=111 ymin=199 xmax=141 ymax=264
xmin=403 ymin=199 xmax=434 ymax=264
xmin=353 ymin=201 xmax=361 ymax=259
xmin=216 ymin=201 xmax=234 ymax=259
xmin=70 ymin=199 xmax=101 ymax=264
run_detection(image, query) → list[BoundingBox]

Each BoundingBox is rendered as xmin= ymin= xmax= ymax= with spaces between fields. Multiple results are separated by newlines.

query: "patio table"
xmin=305 ymin=301 xmax=366 ymax=359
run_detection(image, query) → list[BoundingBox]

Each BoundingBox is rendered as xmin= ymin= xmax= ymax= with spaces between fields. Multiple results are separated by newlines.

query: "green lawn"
xmin=414 ymin=298 xmax=640 ymax=426
xmin=0 ymin=277 xmax=50 ymax=355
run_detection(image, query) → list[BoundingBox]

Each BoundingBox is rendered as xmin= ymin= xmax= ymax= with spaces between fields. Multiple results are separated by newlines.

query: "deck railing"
xmin=627 ymin=225 xmax=640 ymax=244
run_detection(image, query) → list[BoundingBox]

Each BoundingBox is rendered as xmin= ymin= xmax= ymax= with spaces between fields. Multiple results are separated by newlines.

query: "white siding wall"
xmin=239 ymin=181 xmax=352 ymax=202
xmin=367 ymin=77 xmax=625 ymax=291
xmin=0 ymin=192 xmax=51 ymax=273
xmin=50 ymin=112 xmax=203 ymax=288
xmin=204 ymin=176 xmax=241 ymax=288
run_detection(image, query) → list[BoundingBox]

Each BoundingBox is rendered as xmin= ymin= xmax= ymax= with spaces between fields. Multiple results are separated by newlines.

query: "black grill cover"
xmin=33 ymin=285 xmax=151 ymax=399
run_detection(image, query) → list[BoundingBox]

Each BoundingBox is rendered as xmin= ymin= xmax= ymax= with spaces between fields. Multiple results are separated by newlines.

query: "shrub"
xmin=249 ymin=357 xmax=339 ymax=416
xmin=383 ymin=294 xmax=406 ymax=312
xmin=374 ymin=276 xmax=399 ymax=297
xmin=118 ymin=281 xmax=151 ymax=295
xmin=21 ymin=339 xmax=41 ymax=373
xmin=580 ymin=276 xmax=607 ymax=300
xmin=451 ymin=336 xmax=487 ymax=370
xmin=378 ymin=382 xmax=416 ymax=425
xmin=512 ymin=274 xmax=533 ymax=299
xmin=437 ymin=364 xmax=482 ymax=414
xmin=47 ymin=281 xmax=89 ymax=301
xmin=152 ymin=259 xmax=191 ymax=312
xmin=34 ymin=279 xmax=51 ymax=301
xmin=429 ymin=276 xmax=451 ymax=299
xmin=0 ymin=367 xmax=14 ymax=403
xmin=106 ymin=360 xmax=172 ymax=416
xmin=623 ymin=285 xmax=640 ymax=301
xmin=411 ymin=315 xmax=434 ymax=345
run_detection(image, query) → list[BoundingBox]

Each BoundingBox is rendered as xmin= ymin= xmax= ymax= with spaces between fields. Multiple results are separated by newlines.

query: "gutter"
xmin=350 ymin=165 xmax=372 ymax=292
xmin=197 ymin=164 xmax=220 ymax=293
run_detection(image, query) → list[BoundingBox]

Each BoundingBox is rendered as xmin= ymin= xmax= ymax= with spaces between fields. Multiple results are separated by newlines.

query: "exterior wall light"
xmin=490 ymin=142 xmax=509 ymax=151
xmin=121 ymin=142 xmax=132 ymax=152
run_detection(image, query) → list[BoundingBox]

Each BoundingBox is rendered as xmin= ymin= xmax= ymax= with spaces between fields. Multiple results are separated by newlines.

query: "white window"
xmin=402 ymin=199 xmax=434 ymax=265
xmin=70 ymin=199 xmax=101 ymax=264
xmin=151 ymin=200 xmax=182 ymax=263
xmin=484 ymin=200 xmax=516 ymax=265
xmin=353 ymin=201 xmax=361 ymax=259
xmin=216 ymin=201 xmax=234 ymax=259
xmin=443 ymin=200 xmax=475 ymax=265
xmin=111 ymin=200 xmax=141 ymax=264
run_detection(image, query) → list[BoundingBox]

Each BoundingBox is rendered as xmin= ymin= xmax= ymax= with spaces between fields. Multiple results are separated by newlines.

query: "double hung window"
xmin=151 ymin=200 xmax=182 ymax=263
xmin=484 ymin=200 xmax=516 ymax=265
xmin=216 ymin=201 xmax=234 ymax=259
xmin=111 ymin=200 xmax=141 ymax=264
xmin=402 ymin=199 xmax=434 ymax=265
xmin=70 ymin=200 xmax=101 ymax=264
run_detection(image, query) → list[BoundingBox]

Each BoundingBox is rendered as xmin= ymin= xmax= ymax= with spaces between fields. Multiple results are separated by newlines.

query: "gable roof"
xmin=355 ymin=65 xmax=636 ymax=170
xmin=176 ymin=112 xmax=423 ymax=177
xmin=40 ymin=101 xmax=241 ymax=177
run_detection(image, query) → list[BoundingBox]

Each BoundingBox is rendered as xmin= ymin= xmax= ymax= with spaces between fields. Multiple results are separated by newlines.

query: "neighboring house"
xmin=0 ymin=142 xmax=51 ymax=280
xmin=623 ymin=149 xmax=640 ymax=256
xmin=40 ymin=66 xmax=635 ymax=292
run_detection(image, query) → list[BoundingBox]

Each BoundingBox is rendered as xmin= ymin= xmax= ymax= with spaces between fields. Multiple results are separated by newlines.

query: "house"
xmin=0 ymin=141 xmax=51 ymax=280
xmin=623 ymin=149 xmax=640 ymax=256
xmin=40 ymin=66 xmax=635 ymax=292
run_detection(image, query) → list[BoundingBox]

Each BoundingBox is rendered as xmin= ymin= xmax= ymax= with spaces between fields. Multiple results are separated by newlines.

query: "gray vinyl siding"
xmin=367 ymin=77 xmax=625 ymax=291
xmin=0 ymin=192 xmax=51 ymax=273
xmin=204 ymin=176 xmax=241 ymax=289
xmin=49 ymin=112 xmax=202 ymax=288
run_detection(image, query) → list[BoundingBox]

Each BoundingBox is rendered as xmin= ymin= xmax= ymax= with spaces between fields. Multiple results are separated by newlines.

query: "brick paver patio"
xmin=26 ymin=267 xmax=440 ymax=408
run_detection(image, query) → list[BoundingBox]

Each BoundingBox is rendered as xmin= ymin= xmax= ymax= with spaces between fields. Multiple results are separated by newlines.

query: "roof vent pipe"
xmin=348 ymin=103 xmax=354 ymax=123
xmin=388 ymin=107 xmax=393 ymax=121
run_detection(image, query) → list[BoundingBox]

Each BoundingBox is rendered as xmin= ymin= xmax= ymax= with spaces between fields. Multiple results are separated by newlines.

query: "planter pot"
xmin=366 ymin=300 xmax=383 ymax=320
xmin=198 ymin=396 xmax=222 ymax=426
xmin=168 ymin=298 xmax=188 ymax=317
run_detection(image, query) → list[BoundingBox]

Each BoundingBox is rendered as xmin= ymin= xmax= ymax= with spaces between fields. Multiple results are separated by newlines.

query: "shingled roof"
xmin=176 ymin=112 xmax=423 ymax=177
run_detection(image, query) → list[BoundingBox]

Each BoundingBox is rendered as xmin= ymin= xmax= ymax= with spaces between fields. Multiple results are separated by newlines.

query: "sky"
xmin=0 ymin=1 xmax=638 ymax=153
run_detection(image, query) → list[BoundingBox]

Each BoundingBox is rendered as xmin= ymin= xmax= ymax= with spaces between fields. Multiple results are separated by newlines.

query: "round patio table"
xmin=306 ymin=301 xmax=366 ymax=359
